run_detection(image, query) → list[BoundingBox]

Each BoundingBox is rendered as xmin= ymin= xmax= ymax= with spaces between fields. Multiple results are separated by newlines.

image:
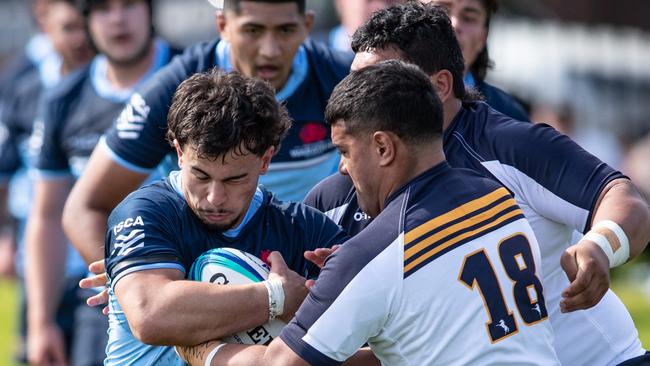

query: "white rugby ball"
xmin=189 ymin=248 xmax=285 ymax=345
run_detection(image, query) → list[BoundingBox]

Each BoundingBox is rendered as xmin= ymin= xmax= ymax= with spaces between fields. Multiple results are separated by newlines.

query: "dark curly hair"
xmin=326 ymin=60 xmax=443 ymax=144
xmin=166 ymin=68 xmax=291 ymax=161
xmin=351 ymin=2 xmax=466 ymax=101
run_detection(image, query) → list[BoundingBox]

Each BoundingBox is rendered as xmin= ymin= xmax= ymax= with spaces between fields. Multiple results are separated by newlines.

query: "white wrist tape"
xmin=204 ymin=343 xmax=226 ymax=366
xmin=263 ymin=278 xmax=285 ymax=320
xmin=583 ymin=220 xmax=630 ymax=268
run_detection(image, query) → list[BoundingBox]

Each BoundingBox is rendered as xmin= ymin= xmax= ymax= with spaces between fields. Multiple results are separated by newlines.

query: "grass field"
xmin=1 ymin=273 xmax=648 ymax=365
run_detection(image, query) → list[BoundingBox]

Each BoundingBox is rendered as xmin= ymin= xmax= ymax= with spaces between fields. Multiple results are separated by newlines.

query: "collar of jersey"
xmin=38 ymin=51 xmax=63 ymax=89
xmin=215 ymin=40 xmax=308 ymax=102
xmin=168 ymin=170 xmax=264 ymax=238
xmin=464 ymin=72 xmax=476 ymax=88
xmin=25 ymin=33 xmax=56 ymax=66
xmin=90 ymin=38 xmax=170 ymax=103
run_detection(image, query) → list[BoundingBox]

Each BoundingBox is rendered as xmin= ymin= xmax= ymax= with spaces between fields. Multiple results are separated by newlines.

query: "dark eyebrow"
xmin=191 ymin=166 xmax=210 ymax=177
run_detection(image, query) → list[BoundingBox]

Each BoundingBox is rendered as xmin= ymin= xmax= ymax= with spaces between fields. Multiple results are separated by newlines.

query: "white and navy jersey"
xmin=30 ymin=40 xmax=176 ymax=179
xmin=304 ymin=101 xmax=644 ymax=365
xmin=102 ymin=39 xmax=353 ymax=201
xmin=284 ymin=163 xmax=559 ymax=366
xmin=103 ymin=172 xmax=348 ymax=366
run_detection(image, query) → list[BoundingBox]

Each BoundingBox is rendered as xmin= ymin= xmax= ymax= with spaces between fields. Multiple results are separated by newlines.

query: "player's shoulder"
xmin=43 ymin=64 xmax=91 ymax=104
xmin=303 ymin=172 xmax=355 ymax=211
xmin=303 ymin=39 xmax=353 ymax=81
xmin=261 ymin=186 xmax=336 ymax=226
xmin=476 ymin=80 xmax=529 ymax=122
xmin=136 ymin=39 xmax=218 ymax=96
xmin=399 ymin=163 xmax=512 ymax=231
xmin=109 ymin=178 xmax=184 ymax=223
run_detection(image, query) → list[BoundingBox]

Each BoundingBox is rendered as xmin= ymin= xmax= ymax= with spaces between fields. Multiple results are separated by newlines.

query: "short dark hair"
xmin=167 ymin=68 xmax=291 ymax=160
xmin=325 ymin=60 xmax=443 ymax=145
xmin=351 ymin=2 xmax=466 ymax=101
xmin=470 ymin=0 xmax=499 ymax=82
xmin=224 ymin=0 xmax=305 ymax=14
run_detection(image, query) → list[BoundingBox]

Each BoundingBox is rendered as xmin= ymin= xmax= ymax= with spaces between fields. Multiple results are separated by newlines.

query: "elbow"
xmin=128 ymin=305 xmax=170 ymax=345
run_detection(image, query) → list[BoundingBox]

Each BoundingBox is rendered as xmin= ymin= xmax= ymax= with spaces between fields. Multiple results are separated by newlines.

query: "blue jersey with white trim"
xmin=103 ymin=39 xmax=352 ymax=201
xmin=103 ymin=172 xmax=348 ymax=366
xmin=303 ymin=102 xmax=643 ymax=365
xmin=284 ymin=163 xmax=559 ymax=366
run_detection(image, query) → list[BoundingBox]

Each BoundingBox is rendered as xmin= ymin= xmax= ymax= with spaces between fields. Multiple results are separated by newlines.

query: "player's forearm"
xmin=592 ymin=178 xmax=650 ymax=259
xmin=118 ymin=278 xmax=270 ymax=346
xmin=24 ymin=215 xmax=67 ymax=326
xmin=62 ymin=202 xmax=108 ymax=264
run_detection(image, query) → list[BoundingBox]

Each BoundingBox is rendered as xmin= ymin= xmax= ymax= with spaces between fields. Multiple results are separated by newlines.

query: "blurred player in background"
xmin=0 ymin=0 xmax=93 ymax=363
xmin=328 ymin=0 xmax=402 ymax=53
xmin=103 ymin=68 xmax=348 ymax=365
xmin=24 ymin=0 xmax=178 ymax=365
xmin=63 ymin=0 xmax=353 ymax=270
xmin=177 ymin=60 xmax=560 ymax=366
xmin=422 ymin=0 xmax=529 ymax=121
xmin=305 ymin=3 xmax=650 ymax=365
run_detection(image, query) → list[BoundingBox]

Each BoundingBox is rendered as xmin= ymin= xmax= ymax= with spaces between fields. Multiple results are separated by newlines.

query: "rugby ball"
xmin=189 ymin=248 xmax=285 ymax=345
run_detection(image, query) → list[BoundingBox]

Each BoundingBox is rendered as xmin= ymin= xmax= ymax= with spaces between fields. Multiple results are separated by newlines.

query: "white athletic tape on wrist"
xmin=264 ymin=278 xmax=285 ymax=320
xmin=205 ymin=343 xmax=226 ymax=366
xmin=583 ymin=220 xmax=630 ymax=268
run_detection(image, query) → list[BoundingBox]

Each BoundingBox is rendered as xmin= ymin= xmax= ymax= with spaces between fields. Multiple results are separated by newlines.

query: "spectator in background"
xmin=530 ymin=101 xmax=624 ymax=170
xmin=24 ymin=0 xmax=178 ymax=365
xmin=423 ymin=0 xmax=529 ymax=121
xmin=329 ymin=0 xmax=402 ymax=53
xmin=0 ymin=0 xmax=93 ymax=363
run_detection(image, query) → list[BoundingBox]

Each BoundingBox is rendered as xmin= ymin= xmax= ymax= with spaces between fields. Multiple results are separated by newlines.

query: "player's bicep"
xmin=68 ymin=144 xmax=148 ymax=213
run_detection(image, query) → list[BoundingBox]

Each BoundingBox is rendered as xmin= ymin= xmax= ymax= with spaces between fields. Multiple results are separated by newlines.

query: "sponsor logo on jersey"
xmin=299 ymin=122 xmax=327 ymax=144
xmin=112 ymin=215 xmax=145 ymax=235
xmin=353 ymin=210 xmax=371 ymax=222
xmin=111 ymin=228 xmax=145 ymax=257
xmin=116 ymin=93 xmax=150 ymax=140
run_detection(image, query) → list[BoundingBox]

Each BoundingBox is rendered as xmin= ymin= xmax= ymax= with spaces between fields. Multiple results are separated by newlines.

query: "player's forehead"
xmin=352 ymin=47 xmax=404 ymax=71
xmin=184 ymin=144 xmax=259 ymax=174
xmin=225 ymin=1 xmax=303 ymax=26
xmin=427 ymin=0 xmax=486 ymax=15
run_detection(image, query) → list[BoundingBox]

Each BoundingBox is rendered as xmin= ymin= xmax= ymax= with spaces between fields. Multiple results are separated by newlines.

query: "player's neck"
xmin=442 ymin=98 xmax=462 ymax=131
xmin=105 ymin=42 xmax=155 ymax=90
xmin=381 ymin=140 xmax=445 ymax=211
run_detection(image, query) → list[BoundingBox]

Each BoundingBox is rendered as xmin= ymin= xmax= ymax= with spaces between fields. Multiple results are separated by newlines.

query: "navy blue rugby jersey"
xmin=283 ymin=163 xmax=558 ymax=365
xmin=30 ymin=41 xmax=177 ymax=179
xmin=103 ymin=39 xmax=353 ymax=201
xmin=104 ymin=174 xmax=348 ymax=285
xmin=475 ymin=80 xmax=529 ymax=122
xmin=0 ymin=57 xmax=42 ymax=178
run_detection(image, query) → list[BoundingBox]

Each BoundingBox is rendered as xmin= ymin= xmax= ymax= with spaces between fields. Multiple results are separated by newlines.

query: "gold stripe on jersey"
xmin=404 ymin=187 xmax=511 ymax=245
xmin=404 ymin=188 xmax=524 ymax=275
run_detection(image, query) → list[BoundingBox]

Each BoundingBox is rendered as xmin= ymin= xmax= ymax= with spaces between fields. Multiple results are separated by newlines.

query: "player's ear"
xmin=430 ymin=70 xmax=454 ymax=104
xmin=259 ymin=146 xmax=275 ymax=174
xmin=373 ymin=131 xmax=395 ymax=167
xmin=302 ymin=10 xmax=315 ymax=34
xmin=173 ymin=139 xmax=184 ymax=167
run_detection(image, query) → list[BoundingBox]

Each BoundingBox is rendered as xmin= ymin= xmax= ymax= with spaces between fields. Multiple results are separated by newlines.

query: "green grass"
xmin=0 ymin=278 xmax=22 ymax=366
xmin=612 ymin=284 xmax=650 ymax=348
